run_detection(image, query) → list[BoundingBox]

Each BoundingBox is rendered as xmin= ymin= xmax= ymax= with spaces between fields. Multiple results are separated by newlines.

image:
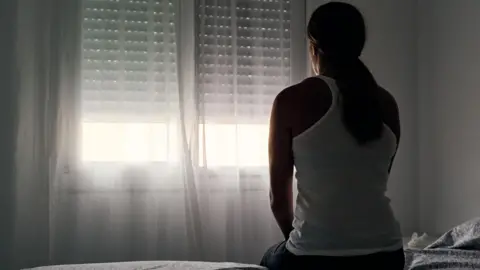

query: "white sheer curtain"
xmin=9 ymin=0 xmax=84 ymax=269
xmin=6 ymin=0 xmax=306 ymax=268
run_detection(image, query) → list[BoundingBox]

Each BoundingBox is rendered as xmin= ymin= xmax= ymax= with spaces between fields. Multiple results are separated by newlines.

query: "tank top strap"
xmin=316 ymin=75 xmax=340 ymax=105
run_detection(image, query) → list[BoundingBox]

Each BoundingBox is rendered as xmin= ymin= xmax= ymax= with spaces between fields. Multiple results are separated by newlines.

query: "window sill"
xmin=58 ymin=163 xmax=269 ymax=193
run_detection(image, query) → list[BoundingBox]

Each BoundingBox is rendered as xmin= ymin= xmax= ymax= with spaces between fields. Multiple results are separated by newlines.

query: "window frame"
xmin=77 ymin=0 xmax=307 ymax=171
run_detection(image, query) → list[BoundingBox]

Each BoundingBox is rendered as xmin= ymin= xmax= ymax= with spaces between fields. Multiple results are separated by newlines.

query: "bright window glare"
xmin=81 ymin=122 xmax=269 ymax=167
xmin=81 ymin=122 xmax=178 ymax=163
xmin=199 ymin=124 xmax=269 ymax=167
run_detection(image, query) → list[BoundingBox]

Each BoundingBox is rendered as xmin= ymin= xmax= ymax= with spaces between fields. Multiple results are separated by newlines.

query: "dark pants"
xmin=260 ymin=241 xmax=405 ymax=270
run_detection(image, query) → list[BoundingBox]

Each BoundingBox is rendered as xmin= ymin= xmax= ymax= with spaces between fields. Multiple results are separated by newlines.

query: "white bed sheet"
xmin=25 ymin=261 xmax=266 ymax=270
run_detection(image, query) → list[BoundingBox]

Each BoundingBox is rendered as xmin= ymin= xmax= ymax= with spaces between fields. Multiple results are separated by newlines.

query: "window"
xmin=197 ymin=0 xmax=292 ymax=121
xmin=197 ymin=0 xmax=294 ymax=167
xmin=81 ymin=0 xmax=179 ymax=163
xmin=80 ymin=0 xmax=304 ymax=166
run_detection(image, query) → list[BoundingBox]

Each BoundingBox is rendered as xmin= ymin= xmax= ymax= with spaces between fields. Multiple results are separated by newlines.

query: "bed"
xmin=404 ymin=217 xmax=480 ymax=269
xmin=25 ymin=218 xmax=480 ymax=270
xmin=26 ymin=261 xmax=266 ymax=270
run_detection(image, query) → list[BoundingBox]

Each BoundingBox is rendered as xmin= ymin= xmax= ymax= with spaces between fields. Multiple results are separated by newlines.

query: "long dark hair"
xmin=308 ymin=2 xmax=383 ymax=145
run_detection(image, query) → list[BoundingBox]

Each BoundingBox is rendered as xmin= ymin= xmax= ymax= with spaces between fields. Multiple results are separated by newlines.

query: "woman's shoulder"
xmin=377 ymin=87 xmax=398 ymax=106
xmin=275 ymin=77 xmax=331 ymax=104
xmin=377 ymin=87 xmax=401 ymax=141
xmin=377 ymin=87 xmax=399 ymax=118
xmin=273 ymin=77 xmax=333 ymax=137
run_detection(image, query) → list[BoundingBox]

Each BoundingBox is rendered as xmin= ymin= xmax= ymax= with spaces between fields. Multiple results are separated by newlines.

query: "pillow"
xmin=407 ymin=232 xmax=438 ymax=249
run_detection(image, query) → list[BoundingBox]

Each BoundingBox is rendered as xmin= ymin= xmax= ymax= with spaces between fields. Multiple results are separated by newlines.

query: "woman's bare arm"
xmin=268 ymin=91 xmax=295 ymax=240
xmin=380 ymin=88 xmax=401 ymax=173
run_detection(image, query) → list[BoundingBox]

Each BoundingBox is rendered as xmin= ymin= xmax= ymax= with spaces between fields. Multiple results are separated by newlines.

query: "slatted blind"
xmin=197 ymin=0 xmax=292 ymax=123
xmin=82 ymin=0 xmax=178 ymax=122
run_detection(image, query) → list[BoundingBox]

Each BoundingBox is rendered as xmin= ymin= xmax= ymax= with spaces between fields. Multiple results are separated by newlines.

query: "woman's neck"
xmin=320 ymin=69 xmax=336 ymax=78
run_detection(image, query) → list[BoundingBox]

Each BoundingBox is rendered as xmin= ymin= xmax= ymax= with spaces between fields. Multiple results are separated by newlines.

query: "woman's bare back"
xmin=277 ymin=77 xmax=400 ymax=145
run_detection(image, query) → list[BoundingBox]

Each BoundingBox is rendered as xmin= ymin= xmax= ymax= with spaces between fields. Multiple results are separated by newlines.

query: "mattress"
xmin=25 ymin=261 xmax=266 ymax=270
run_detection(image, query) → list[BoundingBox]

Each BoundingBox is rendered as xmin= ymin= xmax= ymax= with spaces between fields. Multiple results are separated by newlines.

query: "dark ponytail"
xmin=308 ymin=2 xmax=383 ymax=145
xmin=328 ymin=56 xmax=383 ymax=145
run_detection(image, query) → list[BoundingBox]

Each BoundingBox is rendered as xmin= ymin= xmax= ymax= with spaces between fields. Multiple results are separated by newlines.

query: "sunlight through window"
xmin=81 ymin=123 xmax=269 ymax=167
xmin=81 ymin=122 xmax=179 ymax=163
xmin=199 ymin=124 xmax=269 ymax=167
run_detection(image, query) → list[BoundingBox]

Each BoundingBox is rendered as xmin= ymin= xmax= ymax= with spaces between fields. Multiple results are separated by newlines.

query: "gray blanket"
xmin=405 ymin=217 xmax=480 ymax=269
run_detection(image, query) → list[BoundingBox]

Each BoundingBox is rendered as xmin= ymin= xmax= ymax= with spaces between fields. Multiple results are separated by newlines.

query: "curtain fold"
xmin=11 ymin=0 xmax=84 ymax=269
xmin=8 ymin=0 xmax=300 ymax=268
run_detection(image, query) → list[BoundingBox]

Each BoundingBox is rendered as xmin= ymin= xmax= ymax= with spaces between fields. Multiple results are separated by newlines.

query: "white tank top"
xmin=285 ymin=75 xmax=403 ymax=256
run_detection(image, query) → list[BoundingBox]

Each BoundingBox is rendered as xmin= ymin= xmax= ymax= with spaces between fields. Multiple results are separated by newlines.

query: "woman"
xmin=260 ymin=2 xmax=404 ymax=270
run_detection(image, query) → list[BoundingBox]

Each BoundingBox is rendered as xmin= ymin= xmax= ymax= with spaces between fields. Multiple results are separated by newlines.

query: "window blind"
xmin=82 ymin=0 xmax=178 ymax=122
xmin=197 ymin=0 xmax=292 ymax=123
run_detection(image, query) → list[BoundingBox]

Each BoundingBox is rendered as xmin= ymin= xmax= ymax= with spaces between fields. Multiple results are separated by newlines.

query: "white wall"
xmin=307 ymin=0 xmax=419 ymax=234
xmin=0 ymin=0 xmax=18 ymax=268
xmin=418 ymin=0 xmax=480 ymax=234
